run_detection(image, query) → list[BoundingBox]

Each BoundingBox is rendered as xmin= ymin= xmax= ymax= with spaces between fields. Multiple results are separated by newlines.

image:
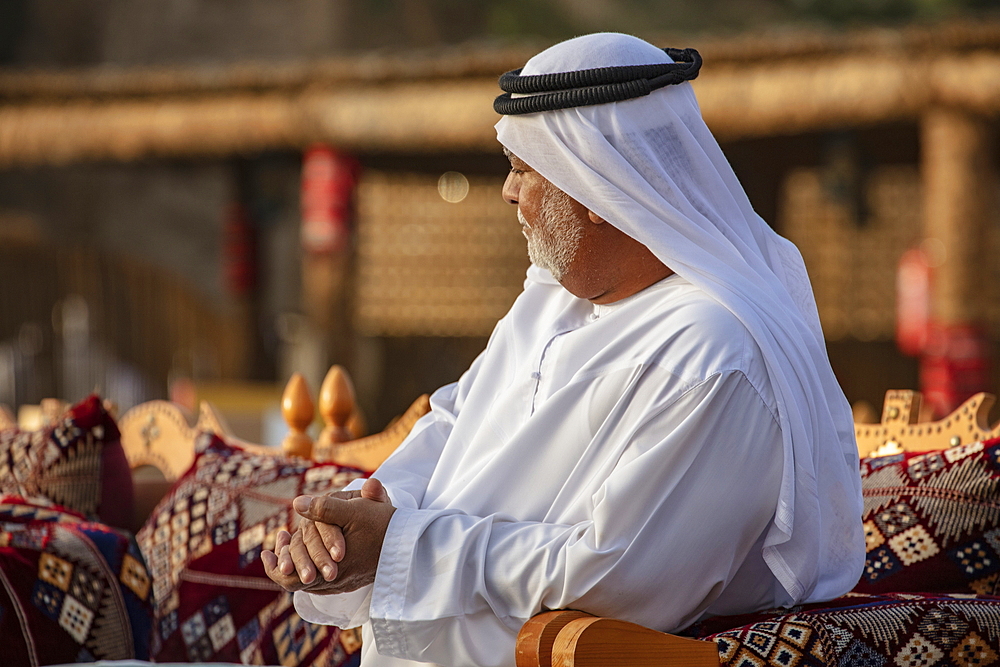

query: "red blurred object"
xmin=224 ymin=202 xmax=255 ymax=295
xmin=920 ymin=323 xmax=990 ymax=418
xmin=301 ymin=145 xmax=358 ymax=254
xmin=896 ymin=247 xmax=931 ymax=357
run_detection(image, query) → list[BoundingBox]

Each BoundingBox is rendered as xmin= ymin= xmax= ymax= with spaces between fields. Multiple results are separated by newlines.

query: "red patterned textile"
xmin=0 ymin=495 xmax=154 ymax=664
xmin=138 ymin=433 xmax=366 ymax=666
xmin=0 ymin=395 xmax=135 ymax=528
xmin=692 ymin=592 xmax=1000 ymax=667
xmin=854 ymin=440 xmax=1000 ymax=595
xmin=678 ymin=438 xmax=1000 ymax=667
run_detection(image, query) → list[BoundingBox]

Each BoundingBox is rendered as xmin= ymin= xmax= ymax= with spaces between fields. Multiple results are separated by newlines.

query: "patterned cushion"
xmin=0 ymin=395 xmax=135 ymax=528
xmin=854 ymin=439 xmax=1000 ymax=595
xmin=138 ymin=433 xmax=366 ymax=666
xmin=695 ymin=592 xmax=1000 ymax=667
xmin=0 ymin=495 xmax=154 ymax=664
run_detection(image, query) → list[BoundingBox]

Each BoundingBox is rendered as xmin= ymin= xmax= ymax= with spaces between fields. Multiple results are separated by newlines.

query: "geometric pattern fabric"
xmin=137 ymin=433 xmax=365 ymax=666
xmin=0 ymin=495 xmax=153 ymax=664
xmin=692 ymin=592 xmax=1000 ymax=667
xmin=682 ymin=438 xmax=1000 ymax=667
xmin=0 ymin=394 xmax=128 ymax=521
xmin=854 ymin=440 xmax=1000 ymax=596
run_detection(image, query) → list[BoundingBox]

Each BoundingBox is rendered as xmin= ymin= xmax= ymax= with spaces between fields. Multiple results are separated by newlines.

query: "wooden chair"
xmin=515 ymin=389 xmax=1000 ymax=667
xmin=117 ymin=365 xmax=430 ymax=531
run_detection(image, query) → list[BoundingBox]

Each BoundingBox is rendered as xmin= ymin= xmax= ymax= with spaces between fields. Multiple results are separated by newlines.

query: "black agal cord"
xmin=494 ymin=48 xmax=702 ymax=116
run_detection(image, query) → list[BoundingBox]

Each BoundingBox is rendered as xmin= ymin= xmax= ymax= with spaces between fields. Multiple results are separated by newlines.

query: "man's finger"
xmin=262 ymin=549 xmax=283 ymax=582
xmin=292 ymin=495 xmax=312 ymax=514
xmin=361 ymin=478 xmax=390 ymax=503
xmin=288 ymin=530 xmax=318 ymax=584
xmin=302 ymin=519 xmax=339 ymax=581
xmin=295 ymin=495 xmax=352 ymax=525
xmin=278 ymin=544 xmax=295 ymax=576
xmin=317 ymin=521 xmax=346 ymax=561
xmin=262 ymin=550 xmax=307 ymax=593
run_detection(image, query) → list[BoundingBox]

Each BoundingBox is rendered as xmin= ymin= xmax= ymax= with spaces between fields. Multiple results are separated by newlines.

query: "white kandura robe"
xmin=296 ymin=268 xmax=791 ymax=667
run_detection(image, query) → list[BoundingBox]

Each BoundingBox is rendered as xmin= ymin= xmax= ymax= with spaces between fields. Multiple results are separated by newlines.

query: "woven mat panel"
xmin=782 ymin=166 xmax=923 ymax=341
xmin=354 ymin=171 xmax=528 ymax=337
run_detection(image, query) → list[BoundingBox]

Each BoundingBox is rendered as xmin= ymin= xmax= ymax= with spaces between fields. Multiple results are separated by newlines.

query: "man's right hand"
xmin=262 ymin=479 xmax=391 ymax=593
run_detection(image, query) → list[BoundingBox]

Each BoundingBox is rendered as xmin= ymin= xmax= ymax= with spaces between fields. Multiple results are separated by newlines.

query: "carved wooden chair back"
xmin=854 ymin=390 xmax=1000 ymax=458
xmin=116 ymin=365 xmax=429 ymax=527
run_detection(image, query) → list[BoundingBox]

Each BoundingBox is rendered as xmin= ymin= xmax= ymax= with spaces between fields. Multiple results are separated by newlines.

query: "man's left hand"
xmin=263 ymin=479 xmax=396 ymax=595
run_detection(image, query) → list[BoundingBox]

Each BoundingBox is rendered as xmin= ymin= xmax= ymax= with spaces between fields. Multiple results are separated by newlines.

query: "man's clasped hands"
xmin=262 ymin=478 xmax=396 ymax=594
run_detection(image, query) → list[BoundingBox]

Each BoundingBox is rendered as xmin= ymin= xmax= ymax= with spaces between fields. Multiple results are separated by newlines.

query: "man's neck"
xmin=586 ymin=264 xmax=675 ymax=304
xmin=558 ymin=236 xmax=674 ymax=304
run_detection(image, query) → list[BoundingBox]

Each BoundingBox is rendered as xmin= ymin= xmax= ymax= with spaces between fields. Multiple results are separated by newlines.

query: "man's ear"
xmin=587 ymin=209 xmax=607 ymax=224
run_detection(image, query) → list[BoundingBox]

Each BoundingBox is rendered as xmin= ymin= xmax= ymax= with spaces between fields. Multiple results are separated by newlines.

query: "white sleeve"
xmin=371 ymin=339 xmax=492 ymax=510
xmin=368 ymin=370 xmax=783 ymax=667
xmin=294 ymin=349 xmax=485 ymax=627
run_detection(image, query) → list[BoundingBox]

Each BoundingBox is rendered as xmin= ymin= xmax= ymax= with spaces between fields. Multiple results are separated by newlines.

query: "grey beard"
xmin=519 ymin=186 xmax=584 ymax=281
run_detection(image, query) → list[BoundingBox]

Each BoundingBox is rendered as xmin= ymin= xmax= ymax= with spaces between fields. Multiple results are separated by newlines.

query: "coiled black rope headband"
xmin=494 ymin=47 xmax=702 ymax=116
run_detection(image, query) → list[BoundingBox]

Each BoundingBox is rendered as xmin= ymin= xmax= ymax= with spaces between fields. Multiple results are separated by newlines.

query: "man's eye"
xmin=509 ymin=168 xmax=525 ymax=175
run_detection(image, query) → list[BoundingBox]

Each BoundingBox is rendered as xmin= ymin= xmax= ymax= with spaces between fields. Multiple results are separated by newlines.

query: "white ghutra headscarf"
xmin=495 ymin=33 xmax=864 ymax=603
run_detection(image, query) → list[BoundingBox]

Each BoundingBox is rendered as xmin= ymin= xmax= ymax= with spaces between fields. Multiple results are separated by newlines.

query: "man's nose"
xmin=502 ymin=172 xmax=519 ymax=205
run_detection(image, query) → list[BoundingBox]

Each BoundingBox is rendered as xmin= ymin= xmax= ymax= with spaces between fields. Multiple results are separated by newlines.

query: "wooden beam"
xmin=0 ymin=93 xmax=308 ymax=166
xmin=933 ymin=52 xmax=1000 ymax=114
xmin=0 ymin=80 xmax=501 ymax=167
xmin=3 ymin=52 xmax=1000 ymax=167
xmin=697 ymin=54 xmax=925 ymax=141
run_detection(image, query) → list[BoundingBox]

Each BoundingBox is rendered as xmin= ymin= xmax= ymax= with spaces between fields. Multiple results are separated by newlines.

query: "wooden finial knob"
xmin=314 ymin=365 xmax=357 ymax=461
xmin=281 ymin=372 xmax=315 ymax=459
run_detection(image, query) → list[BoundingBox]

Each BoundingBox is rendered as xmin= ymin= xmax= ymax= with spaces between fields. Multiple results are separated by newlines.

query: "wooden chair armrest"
xmin=518 ymin=611 xmax=594 ymax=667
xmin=517 ymin=611 xmax=720 ymax=667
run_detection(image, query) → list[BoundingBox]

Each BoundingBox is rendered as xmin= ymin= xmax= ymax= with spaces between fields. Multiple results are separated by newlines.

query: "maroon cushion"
xmin=99 ymin=431 xmax=136 ymax=529
xmin=695 ymin=592 xmax=1000 ymax=667
xmin=0 ymin=495 xmax=154 ymax=662
xmin=0 ymin=395 xmax=135 ymax=529
xmin=138 ymin=433 xmax=366 ymax=666
xmin=853 ymin=439 xmax=1000 ymax=596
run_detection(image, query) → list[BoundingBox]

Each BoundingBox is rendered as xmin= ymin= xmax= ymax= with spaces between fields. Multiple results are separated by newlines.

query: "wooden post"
xmin=920 ymin=107 xmax=994 ymax=415
xmin=922 ymin=108 xmax=993 ymax=324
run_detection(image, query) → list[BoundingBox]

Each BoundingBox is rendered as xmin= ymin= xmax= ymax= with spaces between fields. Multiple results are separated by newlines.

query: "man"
xmin=263 ymin=33 xmax=864 ymax=667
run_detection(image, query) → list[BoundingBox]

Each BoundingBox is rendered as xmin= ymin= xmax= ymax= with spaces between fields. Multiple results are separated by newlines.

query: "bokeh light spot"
xmin=438 ymin=171 xmax=469 ymax=203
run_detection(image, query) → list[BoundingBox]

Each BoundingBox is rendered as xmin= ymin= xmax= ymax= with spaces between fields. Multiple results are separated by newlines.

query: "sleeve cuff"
xmin=369 ymin=506 xmax=460 ymax=659
xmin=293 ymin=586 xmax=373 ymax=629
xmin=369 ymin=506 xmax=422 ymax=658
